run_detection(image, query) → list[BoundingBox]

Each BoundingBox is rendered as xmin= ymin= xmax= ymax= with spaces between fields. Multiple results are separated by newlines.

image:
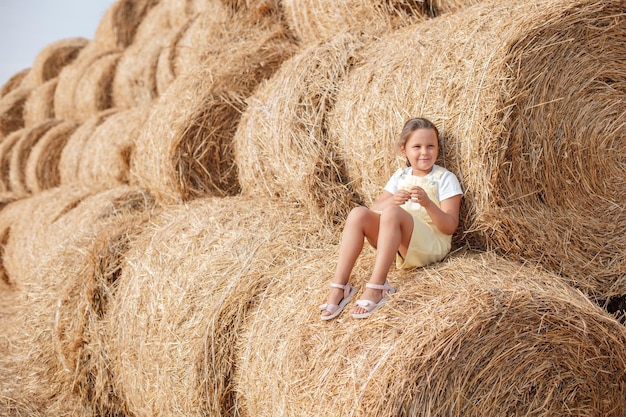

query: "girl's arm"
xmin=422 ymin=194 xmax=461 ymax=235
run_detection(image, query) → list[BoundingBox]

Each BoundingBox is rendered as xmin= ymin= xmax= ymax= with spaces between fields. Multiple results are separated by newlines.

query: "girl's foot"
xmin=320 ymin=282 xmax=356 ymax=320
xmin=351 ymin=282 xmax=396 ymax=318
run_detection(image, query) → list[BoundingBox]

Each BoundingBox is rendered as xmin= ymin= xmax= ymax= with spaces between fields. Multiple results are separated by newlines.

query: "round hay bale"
xmin=54 ymin=43 xmax=118 ymax=122
xmin=0 ymin=129 xmax=26 ymax=193
xmin=20 ymin=37 xmax=89 ymax=88
xmin=24 ymin=121 xmax=79 ymax=193
xmin=72 ymin=52 xmax=121 ymax=123
xmin=282 ymin=0 xmax=428 ymax=45
xmin=107 ymin=196 xmax=329 ymax=417
xmin=8 ymin=120 xmax=62 ymax=196
xmin=0 ymin=87 xmax=31 ymax=139
xmin=234 ymin=32 xmax=368 ymax=225
xmin=237 ymin=250 xmax=626 ymax=416
xmin=59 ymin=109 xmax=119 ymax=188
xmin=0 ymin=186 xmax=157 ymax=417
xmin=112 ymin=32 xmax=173 ymax=108
xmin=131 ymin=19 xmax=298 ymax=202
xmin=328 ymin=0 xmax=626 ymax=298
xmin=0 ymin=68 xmax=30 ymax=98
xmin=93 ymin=0 xmax=161 ymax=51
xmin=155 ymin=5 xmax=232 ymax=95
xmin=23 ymin=77 xmax=58 ymax=127
xmin=77 ymin=106 xmax=150 ymax=189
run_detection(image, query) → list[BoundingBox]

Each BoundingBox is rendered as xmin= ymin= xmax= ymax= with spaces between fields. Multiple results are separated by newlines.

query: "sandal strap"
xmin=365 ymin=282 xmax=395 ymax=296
xmin=330 ymin=282 xmax=351 ymax=299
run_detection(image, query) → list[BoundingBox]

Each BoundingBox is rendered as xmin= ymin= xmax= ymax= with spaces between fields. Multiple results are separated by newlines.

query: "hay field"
xmin=1 ymin=0 xmax=625 ymax=416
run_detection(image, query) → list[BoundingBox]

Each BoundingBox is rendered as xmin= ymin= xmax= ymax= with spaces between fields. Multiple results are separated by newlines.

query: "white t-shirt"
xmin=383 ymin=165 xmax=463 ymax=202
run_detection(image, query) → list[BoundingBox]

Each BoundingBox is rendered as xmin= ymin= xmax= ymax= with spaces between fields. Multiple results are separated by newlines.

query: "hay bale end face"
xmin=0 ymin=186 xmax=157 ymax=417
xmin=20 ymin=37 xmax=89 ymax=88
xmin=234 ymin=32 xmax=368 ymax=225
xmin=237 ymin=251 xmax=626 ymax=417
xmin=0 ymin=68 xmax=30 ymax=98
xmin=93 ymin=0 xmax=161 ymax=51
xmin=131 ymin=16 xmax=298 ymax=202
xmin=8 ymin=120 xmax=62 ymax=196
xmin=329 ymin=0 xmax=626 ymax=298
xmin=108 ymin=196 xmax=330 ymax=417
xmin=24 ymin=121 xmax=78 ymax=193
xmin=23 ymin=78 xmax=58 ymax=127
xmin=0 ymin=87 xmax=31 ymax=139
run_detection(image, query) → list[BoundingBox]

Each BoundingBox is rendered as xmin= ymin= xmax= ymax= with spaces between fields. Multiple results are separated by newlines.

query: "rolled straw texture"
xmin=0 ymin=68 xmax=29 ymax=98
xmin=59 ymin=109 xmax=119 ymax=189
xmin=131 ymin=17 xmax=298 ymax=202
xmin=8 ymin=120 xmax=62 ymax=196
xmin=93 ymin=0 xmax=160 ymax=51
xmin=107 ymin=196 xmax=330 ymax=417
xmin=20 ymin=37 xmax=88 ymax=89
xmin=237 ymin=250 xmax=626 ymax=417
xmin=23 ymin=78 xmax=57 ymax=128
xmin=54 ymin=44 xmax=118 ymax=123
xmin=282 ymin=0 xmax=430 ymax=45
xmin=0 ymin=87 xmax=31 ymax=139
xmin=112 ymin=32 xmax=173 ymax=108
xmin=0 ymin=186 xmax=157 ymax=417
xmin=234 ymin=32 xmax=368 ymax=225
xmin=77 ymin=106 xmax=150 ymax=189
xmin=328 ymin=0 xmax=626 ymax=298
xmin=154 ymin=5 xmax=232 ymax=95
xmin=0 ymin=129 xmax=26 ymax=194
xmin=24 ymin=121 xmax=78 ymax=193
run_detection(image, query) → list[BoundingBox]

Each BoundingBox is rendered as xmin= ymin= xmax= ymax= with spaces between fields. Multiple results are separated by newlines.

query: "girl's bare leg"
xmin=321 ymin=207 xmax=381 ymax=316
xmin=351 ymin=205 xmax=413 ymax=315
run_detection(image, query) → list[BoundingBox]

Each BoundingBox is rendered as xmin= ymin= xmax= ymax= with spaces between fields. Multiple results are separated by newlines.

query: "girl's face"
xmin=401 ymin=128 xmax=439 ymax=176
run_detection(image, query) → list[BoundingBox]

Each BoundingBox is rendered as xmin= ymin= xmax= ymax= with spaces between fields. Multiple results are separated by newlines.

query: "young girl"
xmin=320 ymin=117 xmax=463 ymax=320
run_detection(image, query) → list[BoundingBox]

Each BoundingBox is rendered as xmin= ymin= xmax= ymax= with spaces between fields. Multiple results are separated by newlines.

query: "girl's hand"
xmin=409 ymin=186 xmax=432 ymax=207
xmin=393 ymin=189 xmax=411 ymax=205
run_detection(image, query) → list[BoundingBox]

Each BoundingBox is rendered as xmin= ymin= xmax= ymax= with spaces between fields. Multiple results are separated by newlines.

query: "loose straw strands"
xmin=107 ymin=196 xmax=330 ymax=417
xmin=0 ymin=186 xmax=157 ymax=417
xmin=19 ymin=37 xmax=88 ymax=89
xmin=282 ymin=0 xmax=439 ymax=45
xmin=24 ymin=121 xmax=78 ymax=193
xmin=234 ymin=32 xmax=368 ymax=225
xmin=131 ymin=16 xmax=298 ymax=202
xmin=23 ymin=78 xmax=58 ymax=128
xmin=328 ymin=0 xmax=626 ymax=297
xmin=237 ymin=251 xmax=626 ymax=417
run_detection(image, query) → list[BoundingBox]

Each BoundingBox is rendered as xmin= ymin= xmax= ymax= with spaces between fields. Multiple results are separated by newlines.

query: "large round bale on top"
xmin=106 ymin=196 xmax=331 ymax=417
xmin=0 ymin=186 xmax=157 ymax=417
xmin=130 ymin=13 xmax=298 ymax=202
xmin=234 ymin=32 xmax=368 ymax=225
xmin=236 ymin=251 xmax=626 ymax=417
xmin=328 ymin=0 xmax=626 ymax=299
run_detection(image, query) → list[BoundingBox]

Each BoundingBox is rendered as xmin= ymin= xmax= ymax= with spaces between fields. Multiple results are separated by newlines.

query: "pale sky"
xmin=0 ymin=0 xmax=115 ymax=87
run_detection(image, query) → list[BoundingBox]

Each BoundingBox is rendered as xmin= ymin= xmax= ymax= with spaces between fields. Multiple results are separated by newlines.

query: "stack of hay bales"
xmin=1 ymin=0 xmax=625 ymax=416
